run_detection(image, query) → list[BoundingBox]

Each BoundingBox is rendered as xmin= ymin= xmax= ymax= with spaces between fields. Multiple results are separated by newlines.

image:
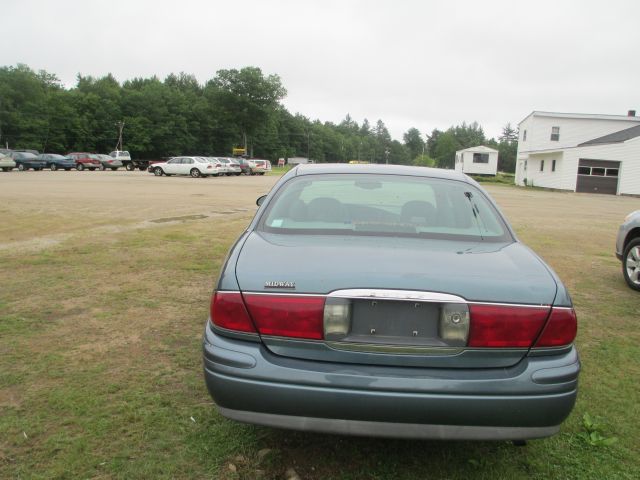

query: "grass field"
xmin=1 ymin=171 xmax=639 ymax=479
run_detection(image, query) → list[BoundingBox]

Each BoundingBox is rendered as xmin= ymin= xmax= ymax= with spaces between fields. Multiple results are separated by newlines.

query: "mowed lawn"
xmin=1 ymin=171 xmax=639 ymax=479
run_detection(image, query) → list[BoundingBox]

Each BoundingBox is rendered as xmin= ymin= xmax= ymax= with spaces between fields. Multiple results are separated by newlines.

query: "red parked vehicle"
xmin=66 ymin=153 xmax=102 ymax=171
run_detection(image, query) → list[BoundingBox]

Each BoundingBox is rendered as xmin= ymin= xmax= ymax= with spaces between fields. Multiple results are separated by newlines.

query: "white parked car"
xmin=218 ymin=157 xmax=242 ymax=176
xmin=204 ymin=157 xmax=226 ymax=176
xmin=0 ymin=153 xmax=17 ymax=172
xmin=151 ymin=156 xmax=215 ymax=178
xmin=251 ymin=159 xmax=271 ymax=175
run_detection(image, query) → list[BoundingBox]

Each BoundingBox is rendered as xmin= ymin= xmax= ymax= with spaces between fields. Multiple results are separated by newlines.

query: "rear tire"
xmin=154 ymin=167 xmax=164 ymax=176
xmin=77 ymin=164 xmax=84 ymax=171
xmin=18 ymin=164 xmax=25 ymax=171
xmin=622 ymin=238 xmax=640 ymax=291
xmin=125 ymin=163 xmax=134 ymax=171
xmin=50 ymin=164 xmax=58 ymax=171
xmin=190 ymin=168 xmax=201 ymax=178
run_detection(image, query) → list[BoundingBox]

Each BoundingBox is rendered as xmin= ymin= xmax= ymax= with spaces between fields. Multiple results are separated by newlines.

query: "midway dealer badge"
xmin=264 ymin=281 xmax=296 ymax=289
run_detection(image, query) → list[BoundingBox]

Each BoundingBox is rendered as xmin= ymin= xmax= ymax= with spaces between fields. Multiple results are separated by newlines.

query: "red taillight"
xmin=468 ymin=304 xmax=550 ymax=348
xmin=534 ymin=307 xmax=577 ymax=347
xmin=210 ymin=291 xmax=257 ymax=333
xmin=243 ymin=294 xmax=325 ymax=340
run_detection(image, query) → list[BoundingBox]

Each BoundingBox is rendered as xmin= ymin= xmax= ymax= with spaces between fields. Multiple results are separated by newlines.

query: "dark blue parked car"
xmin=38 ymin=154 xmax=76 ymax=171
xmin=10 ymin=151 xmax=46 ymax=171
xmin=203 ymin=164 xmax=579 ymax=441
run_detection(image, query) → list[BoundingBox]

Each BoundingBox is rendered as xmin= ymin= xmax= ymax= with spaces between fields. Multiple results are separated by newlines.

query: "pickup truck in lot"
xmin=110 ymin=150 xmax=151 ymax=171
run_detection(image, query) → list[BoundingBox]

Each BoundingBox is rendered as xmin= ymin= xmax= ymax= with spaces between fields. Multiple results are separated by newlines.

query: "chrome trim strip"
xmin=469 ymin=301 xmax=551 ymax=309
xmin=225 ymin=290 xmax=563 ymax=308
xmin=326 ymin=341 xmax=463 ymax=355
xmin=328 ymin=288 xmax=466 ymax=303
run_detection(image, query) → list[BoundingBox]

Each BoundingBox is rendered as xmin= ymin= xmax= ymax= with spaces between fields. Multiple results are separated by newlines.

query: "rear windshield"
xmin=260 ymin=174 xmax=512 ymax=242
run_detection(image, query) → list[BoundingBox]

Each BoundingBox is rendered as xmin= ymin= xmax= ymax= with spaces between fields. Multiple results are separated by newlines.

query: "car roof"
xmin=293 ymin=163 xmax=472 ymax=182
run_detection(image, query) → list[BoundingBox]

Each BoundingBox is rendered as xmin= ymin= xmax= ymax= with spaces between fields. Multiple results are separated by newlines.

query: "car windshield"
xmin=261 ymin=174 xmax=511 ymax=242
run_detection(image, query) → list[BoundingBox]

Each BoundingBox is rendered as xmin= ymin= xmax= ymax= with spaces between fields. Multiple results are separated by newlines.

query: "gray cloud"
xmin=3 ymin=0 xmax=639 ymax=140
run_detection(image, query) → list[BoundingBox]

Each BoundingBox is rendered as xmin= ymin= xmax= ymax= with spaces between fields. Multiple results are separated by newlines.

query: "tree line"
xmin=0 ymin=64 xmax=518 ymax=171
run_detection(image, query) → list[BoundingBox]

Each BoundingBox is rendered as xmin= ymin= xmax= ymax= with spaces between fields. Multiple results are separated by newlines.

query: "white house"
xmin=454 ymin=146 xmax=498 ymax=175
xmin=515 ymin=110 xmax=640 ymax=195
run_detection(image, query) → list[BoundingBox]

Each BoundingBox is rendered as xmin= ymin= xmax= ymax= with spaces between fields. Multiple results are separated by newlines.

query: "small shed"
xmin=454 ymin=146 xmax=499 ymax=175
xmin=287 ymin=157 xmax=312 ymax=165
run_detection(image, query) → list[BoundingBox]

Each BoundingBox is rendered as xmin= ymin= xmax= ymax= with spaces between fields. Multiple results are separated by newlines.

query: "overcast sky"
xmin=3 ymin=0 xmax=639 ymax=140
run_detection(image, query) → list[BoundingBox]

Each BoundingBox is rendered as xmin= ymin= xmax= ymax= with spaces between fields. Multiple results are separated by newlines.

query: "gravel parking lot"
xmin=1 ymin=169 xmax=636 ymax=255
xmin=0 ymin=170 xmax=279 ymax=248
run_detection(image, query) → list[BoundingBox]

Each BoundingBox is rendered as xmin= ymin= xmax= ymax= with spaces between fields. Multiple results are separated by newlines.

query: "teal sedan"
xmin=38 ymin=154 xmax=76 ymax=171
xmin=203 ymin=164 xmax=579 ymax=442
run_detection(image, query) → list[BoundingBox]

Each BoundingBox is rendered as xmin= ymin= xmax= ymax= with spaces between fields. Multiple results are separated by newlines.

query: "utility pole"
xmin=115 ymin=121 xmax=125 ymax=151
xmin=385 ymin=148 xmax=390 ymax=164
xmin=306 ymin=130 xmax=310 ymax=160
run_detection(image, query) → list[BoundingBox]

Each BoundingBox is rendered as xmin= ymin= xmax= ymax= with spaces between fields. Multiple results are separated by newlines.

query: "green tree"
xmin=211 ymin=67 xmax=286 ymax=150
xmin=499 ymin=123 xmax=518 ymax=143
xmin=434 ymin=131 xmax=459 ymax=169
xmin=403 ymin=127 xmax=424 ymax=159
xmin=426 ymin=128 xmax=442 ymax=158
xmin=413 ymin=154 xmax=436 ymax=167
xmin=451 ymin=121 xmax=485 ymax=148
xmin=0 ymin=64 xmax=52 ymax=150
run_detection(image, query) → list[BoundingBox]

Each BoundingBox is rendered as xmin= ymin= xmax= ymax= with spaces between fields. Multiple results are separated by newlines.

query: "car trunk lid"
xmin=234 ymin=232 xmax=558 ymax=368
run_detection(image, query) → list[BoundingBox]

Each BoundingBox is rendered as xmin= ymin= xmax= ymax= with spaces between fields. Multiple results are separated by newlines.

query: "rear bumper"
xmin=203 ymin=326 xmax=579 ymax=440
xmin=217 ymin=407 xmax=559 ymax=440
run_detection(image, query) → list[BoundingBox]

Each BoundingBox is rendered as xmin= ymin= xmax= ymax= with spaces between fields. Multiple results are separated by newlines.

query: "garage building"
xmin=515 ymin=111 xmax=640 ymax=195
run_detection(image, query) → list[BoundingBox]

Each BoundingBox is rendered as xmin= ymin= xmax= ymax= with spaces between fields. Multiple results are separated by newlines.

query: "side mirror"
xmin=256 ymin=195 xmax=267 ymax=206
